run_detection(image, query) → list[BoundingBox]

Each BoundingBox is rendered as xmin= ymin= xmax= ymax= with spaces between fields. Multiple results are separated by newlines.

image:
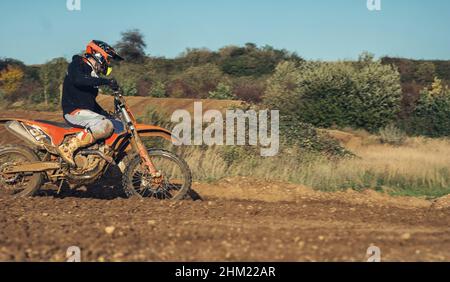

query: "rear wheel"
xmin=0 ymin=145 xmax=44 ymax=197
xmin=122 ymin=149 xmax=191 ymax=200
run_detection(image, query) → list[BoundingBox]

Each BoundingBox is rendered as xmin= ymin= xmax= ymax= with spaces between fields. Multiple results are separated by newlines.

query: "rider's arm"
xmin=68 ymin=60 xmax=110 ymax=88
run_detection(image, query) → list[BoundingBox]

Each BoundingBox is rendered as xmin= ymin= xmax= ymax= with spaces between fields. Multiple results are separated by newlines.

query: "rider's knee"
xmin=91 ymin=119 xmax=114 ymax=140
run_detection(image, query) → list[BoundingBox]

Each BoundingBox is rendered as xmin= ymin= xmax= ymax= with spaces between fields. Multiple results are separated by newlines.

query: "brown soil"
xmin=96 ymin=94 xmax=243 ymax=116
xmin=0 ymin=110 xmax=449 ymax=262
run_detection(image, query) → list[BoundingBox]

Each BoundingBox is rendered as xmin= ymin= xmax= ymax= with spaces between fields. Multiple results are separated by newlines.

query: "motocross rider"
xmin=58 ymin=40 xmax=124 ymax=167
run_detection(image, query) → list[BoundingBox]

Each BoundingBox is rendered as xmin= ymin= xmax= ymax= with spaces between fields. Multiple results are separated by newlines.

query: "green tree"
xmin=219 ymin=44 xmax=303 ymax=77
xmin=427 ymin=77 xmax=448 ymax=97
xmin=0 ymin=65 xmax=24 ymax=100
xmin=407 ymin=77 xmax=450 ymax=137
xmin=39 ymin=58 xmax=68 ymax=105
xmin=414 ymin=62 xmax=436 ymax=84
xmin=115 ymin=29 xmax=147 ymax=62
xmin=39 ymin=64 xmax=50 ymax=105
xmin=264 ymin=54 xmax=402 ymax=132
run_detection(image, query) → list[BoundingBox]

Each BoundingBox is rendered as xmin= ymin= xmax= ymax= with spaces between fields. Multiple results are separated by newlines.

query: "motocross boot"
xmin=57 ymin=130 xmax=95 ymax=167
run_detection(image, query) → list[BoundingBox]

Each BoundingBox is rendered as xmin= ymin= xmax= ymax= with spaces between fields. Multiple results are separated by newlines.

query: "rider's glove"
xmin=108 ymin=79 xmax=120 ymax=91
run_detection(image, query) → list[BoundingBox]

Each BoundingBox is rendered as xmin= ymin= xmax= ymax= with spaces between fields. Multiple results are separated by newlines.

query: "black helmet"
xmin=85 ymin=40 xmax=123 ymax=75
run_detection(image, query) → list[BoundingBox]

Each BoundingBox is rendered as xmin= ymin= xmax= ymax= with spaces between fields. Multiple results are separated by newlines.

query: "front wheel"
xmin=122 ymin=149 xmax=192 ymax=200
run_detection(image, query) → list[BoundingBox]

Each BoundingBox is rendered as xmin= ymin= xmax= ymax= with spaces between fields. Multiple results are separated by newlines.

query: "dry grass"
xmin=175 ymin=135 xmax=450 ymax=198
xmin=138 ymin=103 xmax=450 ymax=198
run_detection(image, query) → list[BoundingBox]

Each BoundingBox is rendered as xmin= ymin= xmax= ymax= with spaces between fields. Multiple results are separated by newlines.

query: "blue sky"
xmin=0 ymin=0 xmax=449 ymax=64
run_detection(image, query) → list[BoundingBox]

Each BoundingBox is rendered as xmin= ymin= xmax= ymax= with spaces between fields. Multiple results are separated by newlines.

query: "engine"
xmin=65 ymin=144 xmax=110 ymax=185
xmin=73 ymin=153 xmax=103 ymax=173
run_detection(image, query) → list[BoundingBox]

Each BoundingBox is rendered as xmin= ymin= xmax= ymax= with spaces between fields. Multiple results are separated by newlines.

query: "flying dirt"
xmin=0 ymin=109 xmax=449 ymax=262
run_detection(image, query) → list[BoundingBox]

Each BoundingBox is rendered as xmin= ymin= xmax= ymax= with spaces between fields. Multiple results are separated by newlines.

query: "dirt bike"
xmin=0 ymin=89 xmax=192 ymax=200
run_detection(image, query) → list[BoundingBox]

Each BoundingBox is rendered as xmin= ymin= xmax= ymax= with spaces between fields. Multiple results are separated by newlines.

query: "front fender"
xmin=112 ymin=124 xmax=179 ymax=166
xmin=135 ymin=124 xmax=178 ymax=143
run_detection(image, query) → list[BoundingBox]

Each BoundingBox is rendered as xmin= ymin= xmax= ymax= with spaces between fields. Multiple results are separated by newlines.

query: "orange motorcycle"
xmin=0 ymin=90 xmax=192 ymax=199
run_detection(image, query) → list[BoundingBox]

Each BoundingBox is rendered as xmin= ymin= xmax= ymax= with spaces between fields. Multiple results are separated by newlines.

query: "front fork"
xmin=130 ymin=132 xmax=161 ymax=178
xmin=119 ymin=101 xmax=161 ymax=178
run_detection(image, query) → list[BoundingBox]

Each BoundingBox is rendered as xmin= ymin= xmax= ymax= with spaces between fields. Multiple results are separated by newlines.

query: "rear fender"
xmin=0 ymin=118 xmax=31 ymax=125
xmin=1 ymin=119 xmax=46 ymax=149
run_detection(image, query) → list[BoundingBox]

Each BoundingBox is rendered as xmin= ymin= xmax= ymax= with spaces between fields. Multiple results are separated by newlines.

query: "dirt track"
xmin=0 ymin=175 xmax=449 ymax=262
xmin=0 ymin=110 xmax=449 ymax=262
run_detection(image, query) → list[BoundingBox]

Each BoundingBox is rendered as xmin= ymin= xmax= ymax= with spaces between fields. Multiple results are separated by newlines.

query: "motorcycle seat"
xmin=35 ymin=120 xmax=82 ymax=130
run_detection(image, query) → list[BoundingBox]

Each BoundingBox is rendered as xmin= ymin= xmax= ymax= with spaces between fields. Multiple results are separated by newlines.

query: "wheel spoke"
xmin=127 ymin=152 xmax=189 ymax=200
xmin=0 ymin=148 xmax=42 ymax=197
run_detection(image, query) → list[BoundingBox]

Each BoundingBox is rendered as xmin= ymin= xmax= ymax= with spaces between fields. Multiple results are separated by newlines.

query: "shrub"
xmin=139 ymin=105 xmax=172 ymax=128
xmin=219 ymin=146 xmax=249 ymax=167
xmin=407 ymin=78 xmax=450 ymax=137
xmin=136 ymin=78 xmax=153 ymax=96
xmin=149 ymin=81 xmax=167 ymax=98
xmin=208 ymin=82 xmax=236 ymax=100
xmin=0 ymin=65 xmax=25 ymax=101
xmin=121 ymin=79 xmax=138 ymax=96
xmin=138 ymin=106 xmax=173 ymax=148
xmin=263 ymin=54 xmax=402 ymax=132
xmin=279 ymin=115 xmax=353 ymax=158
xmin=379 ymin=124 xmax=406 ymax=146
xmin=233 ymin=77 xmax=266 ymax=102
xmin=174 ymin=63 xmax=224 ymax=98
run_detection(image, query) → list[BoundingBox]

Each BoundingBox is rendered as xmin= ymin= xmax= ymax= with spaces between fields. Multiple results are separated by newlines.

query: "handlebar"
xmin=113 ymin=89 xmax=126 ymax=108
